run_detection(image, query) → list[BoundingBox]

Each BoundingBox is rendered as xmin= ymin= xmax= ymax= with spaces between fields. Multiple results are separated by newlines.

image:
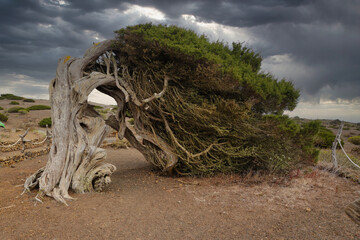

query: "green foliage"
xmin=311 ymin=125 xmax=345 ymax=149
xmin=128 ymin=118 xmax=134 ymax=125
xmin=23 ymin=98 xmax=35 ymax=102
xmin=38 ymin=117 xmax=52 ymax=127
xmin=0 ymin=93 xmax=24 ymax=100
xmin=105 ymin=24 xmax=315 ymax=175
xmin=8 ymin=107 xmax=25 ymax=113
xmin=18 ymin=109 xmax=29 ymax=115
xmin=263 ymin=116 xmax=320 ymax=164
xmin=27 ymin=105 xmax=51 ymax=111
xmin=10 ymin=101 xmax=19 ymax=105
xmin=348 ymin=136 xmax=360 ymax=145
xmin=0 ymin=106 xmax=3 ymax=110
xmin=0 ymin=112 xmax=8 ymax=122
xmin=115 ymin=23 xmax=299 ymax=114
xmin=93 ymin=105 xmax=103 ymax=109
xmin=314 ymin=127 xmax=335 ymax=148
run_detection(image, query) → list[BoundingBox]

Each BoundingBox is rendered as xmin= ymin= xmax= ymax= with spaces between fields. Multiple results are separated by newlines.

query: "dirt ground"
xmin=1 ymin=98 xmax=360 ymax=239
xmin=0 ymin=99 xmax=51 ymax=142
xmin=1 ymin=148 xmax=360 ymax=240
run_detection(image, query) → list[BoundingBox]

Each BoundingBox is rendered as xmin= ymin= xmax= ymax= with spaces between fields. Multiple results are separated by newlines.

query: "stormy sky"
xmin=0 ymin=0 xmax=359 ymax=122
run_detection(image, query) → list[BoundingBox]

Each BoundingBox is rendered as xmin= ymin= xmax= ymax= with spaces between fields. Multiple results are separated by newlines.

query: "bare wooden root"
xmin=345 ymin=199 xmax=360 ymax=225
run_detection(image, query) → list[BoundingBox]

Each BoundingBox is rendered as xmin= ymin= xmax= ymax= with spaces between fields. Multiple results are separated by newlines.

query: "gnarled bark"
xmin=346 ymin=199 xmax=360 ymax=225
xmin=24 ymin=40 xmax=177 ymax=204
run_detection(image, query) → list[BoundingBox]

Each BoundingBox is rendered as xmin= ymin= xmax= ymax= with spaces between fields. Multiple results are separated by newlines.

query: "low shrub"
xmin=39 ymin=117 xmax=51 ymax=127
xmin=0 ymin=106 xmax=3 ymax=110
xmin=18 ymin=109 xmax=29 ymax=115
xmin=8 ymin=107 xmax=25 ymax=113
xmin=313 ymin=126 xmax=344 ymax=149
xmin=348 ymin=136 xmax=360 ymax=145
xmin=23 ymin=99 xmax=35 ymax=102
xmin=0 ymin=112 xmax=8 ymax=122
xmin=10 ymin=101 xmax=19 ymax=105
xmin=314 ymin=127 xmax=335 ymax=148
xmin=0 ymin=93 xmax=24 ymax=100
xmin=27 ymin=105 xmax=51 ymax=111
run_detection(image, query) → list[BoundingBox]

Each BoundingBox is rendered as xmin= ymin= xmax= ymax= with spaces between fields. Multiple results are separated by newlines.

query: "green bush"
xmin=0 ymin=112 xmax=8 ymax=122
xmin=348 ymin=136 xmax=360 ymax=145
xmin=313 ymin=126 xmax=344 ymax=149
xmin=23 ymin=99 xmax=35 ymax=102
xmin=18 ymin=109 xmax=29 ymax=115
xmin=314 ymin=127 xmax=336 ymax=148
xmin=10 ymin=101 xmax=19 ymax=105
xmin=8 ymin=107 xmax=25 ymax=113
xmin=27 ymin=105 xmax=51 ymax=111
xmin=0 ymin=106 xmax=3 ymax=110
xmin=102 ymin=24 xmax=320 ymax=175
xmin=38 ymin=117 xmax=52 ymax=127
xmin=0 ymin=93 xmax=24 ymax=100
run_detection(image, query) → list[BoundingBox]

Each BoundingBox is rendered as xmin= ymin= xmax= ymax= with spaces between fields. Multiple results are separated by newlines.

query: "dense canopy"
xmin=91 ymin=24 xmax=318 ymax=175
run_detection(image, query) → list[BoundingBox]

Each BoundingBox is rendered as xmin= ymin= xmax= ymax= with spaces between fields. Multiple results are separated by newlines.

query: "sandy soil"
xmin=1 ymin=149 xmax=360 ymax=240
xmin=1 ymin=98 xmax=360 ymax=239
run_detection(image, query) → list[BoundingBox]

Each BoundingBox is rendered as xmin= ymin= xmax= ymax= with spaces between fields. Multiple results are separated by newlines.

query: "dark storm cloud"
xmin=0 ymin=0 xmax=359 ymax=103
xmin=128 ymin=0 xmax=360 ymax=101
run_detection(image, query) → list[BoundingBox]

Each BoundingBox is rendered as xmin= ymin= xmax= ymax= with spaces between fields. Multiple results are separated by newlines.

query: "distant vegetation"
xmin=27 ymin=105 xmax=51 ymax=111
xmin=0 ymin=112 xmax=8 ymax=122
xmin=23 ymin=98 xmax=35 ymax=102
xmin=7 ymin=105 xmax=51 ymax=113
xmin=0 ymin=93 xmax=24 ymax=100
xmin=0 ymin=106 xmax=4 ymax=110
xmin=10 ymin=101 xmax=19 ymax=105
xmin=7 ymin=107 xmax=25 ymax=113
xmin=39 ymin=117 xmax=52 ymax=127
xmin=314 ymin=126 xmax=343 ymax=149
xmin=348 ymin=136 xmax=360 ymax=145
xmin=18 ymin=109 xmax=29 ymax=115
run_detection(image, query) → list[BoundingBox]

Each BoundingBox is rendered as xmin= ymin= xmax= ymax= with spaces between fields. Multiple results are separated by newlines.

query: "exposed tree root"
xmin=345 ymin=199 xmax=360 ymax=225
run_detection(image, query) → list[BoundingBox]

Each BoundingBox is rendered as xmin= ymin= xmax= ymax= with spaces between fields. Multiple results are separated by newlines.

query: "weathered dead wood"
xmin=25 ymin=41 xmax=118 ymax=204
xmin=24 ymin=40 xmax=176 ymax=204
xmin=345 ymin=199 xmax=360 ymax=225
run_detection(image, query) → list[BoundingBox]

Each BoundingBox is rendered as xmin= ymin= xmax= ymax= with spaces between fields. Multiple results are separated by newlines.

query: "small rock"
xmin=306 ymin=207 xmax=311 ymax=212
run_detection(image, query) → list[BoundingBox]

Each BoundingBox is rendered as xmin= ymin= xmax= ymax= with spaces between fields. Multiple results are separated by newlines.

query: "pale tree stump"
xmin=24 ymin=40 xmax=177 ymax=204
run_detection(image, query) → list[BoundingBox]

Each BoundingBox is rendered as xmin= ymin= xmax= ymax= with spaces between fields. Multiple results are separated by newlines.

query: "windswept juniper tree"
xmin=24 ymin=24 xmax=319 ymax=204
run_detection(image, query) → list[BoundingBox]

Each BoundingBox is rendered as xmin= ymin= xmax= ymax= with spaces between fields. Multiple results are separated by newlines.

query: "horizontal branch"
xmin=142 ymin=76 xmax=169 ymax=104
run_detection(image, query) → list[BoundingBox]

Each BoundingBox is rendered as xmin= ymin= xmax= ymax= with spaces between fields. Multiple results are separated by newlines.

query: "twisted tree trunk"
xmin=24 ymin=40 xmax=177 ymax=204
